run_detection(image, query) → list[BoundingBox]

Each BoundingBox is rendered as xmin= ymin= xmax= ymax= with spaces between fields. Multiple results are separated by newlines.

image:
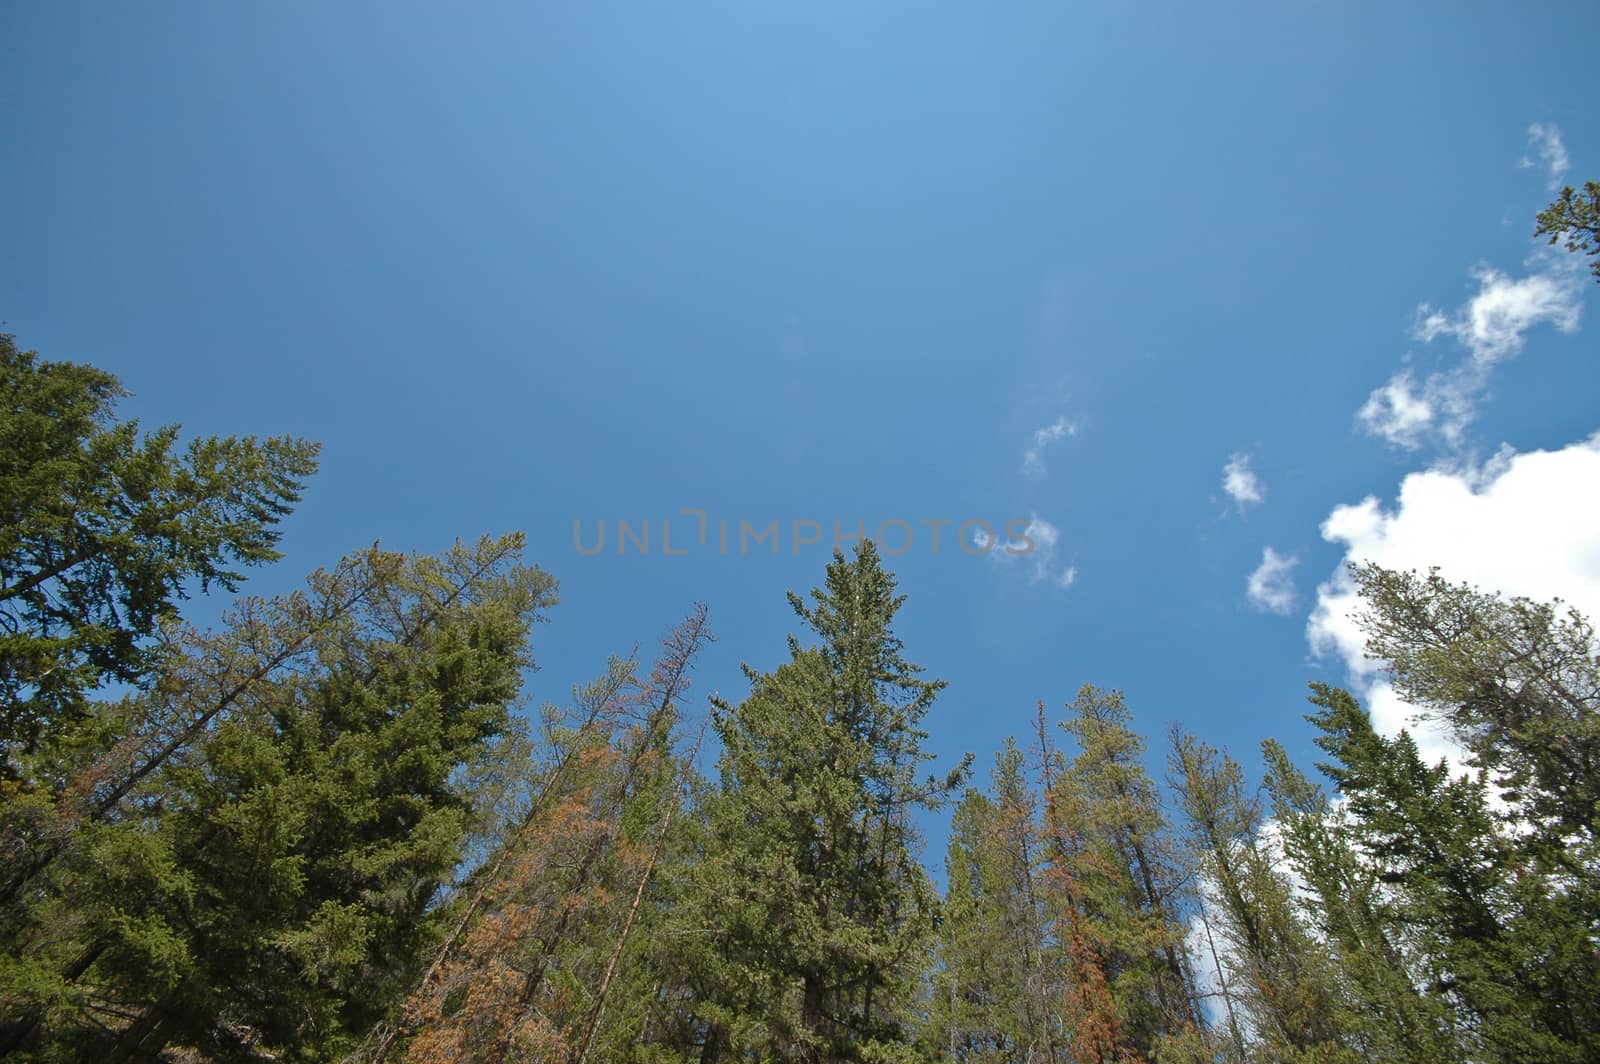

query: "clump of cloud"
xmin=1413 ymin=263 xmax=1582 ymax=364
xmin=1358 ymin=258 xmax=1583 ymax=450
xmin=1021 ymin=416 xmax=1077 ymax=477
xmin=1246 ymin=547 xmax=1298 ymax=615
xmin=1222 ymin=454 xmax=1265 ymax=513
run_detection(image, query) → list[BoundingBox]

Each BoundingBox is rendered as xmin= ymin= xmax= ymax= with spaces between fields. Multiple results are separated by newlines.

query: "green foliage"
xmin=1052 ymin=687 xmax=1195 ymax=1055
xmin=384 ymin=606 xmax=713 ymax=1064
xmin=1262 ymin=730 xmax=1456 ymax=1063
xmin=1314 ymin=565 xmax=1600 ymax=1062
xmin=1168 ymin=728 xmax=1355 ymax=1062
xmin=1352 ymin=563 xmax=1600 ymax=844
xmin=0 ymin=535 xmax=555 ymax=1060
xmin=5 ymin=334 xmax=1596 ymax=1063
xmin=928 ymin=741 xmax=1054 ymax=1061
xmin=1535 ymin=179 xmax=1600 ymax=281
xmin=690 ymin=541 xmax=969 ymax=1061
xmin=0 ymin=334 xmax=319 ymax=757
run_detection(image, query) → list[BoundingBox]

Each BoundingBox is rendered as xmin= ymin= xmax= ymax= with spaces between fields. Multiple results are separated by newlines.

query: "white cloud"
xmin=1414 ymin=264 xmax=1582 ymax=366
xmin=974 ymin=515 xmax=1077 ymax=589
xmin=1524 ymin=123 xmax=1571 ymax=191
xmin=1021 ymin=416 xmax=1077 ymax=476
xmin=1222 ymin=453 xmax=1265 ymax=512
xmin=1308 ymin=433 xmax=1600 ymax=763
xmin=1358 ymin=258 xmax=1583 ymax=450
xmin=1246 ymin=547 xmax=1299 ymax=615
xmin=1356 ymin=372 xmax=1438 ymax=449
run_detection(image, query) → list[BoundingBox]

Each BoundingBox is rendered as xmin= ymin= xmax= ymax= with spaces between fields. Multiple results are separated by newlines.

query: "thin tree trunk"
xmin=572 ymin=716 xmax=710 ymax=1063
xmin=366 ymin=663 xmax=632 ymax=1064
xmin=1197 ymin=890 xmax=1247 ymax=1059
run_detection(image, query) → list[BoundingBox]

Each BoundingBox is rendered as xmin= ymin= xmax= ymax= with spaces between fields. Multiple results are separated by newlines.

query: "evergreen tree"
xmin=0 ymin=334 xmax=319 ymax=759
xmin=929 ymin=739 xmax=1055 ymax=1062
xmin=1034 ymin=704 xmax=1135 ymax=1064
xmin=1348 ymin=564 xmax=1600 ymax=1058
xmin=396 ymin=655 xmax=637 ymax=1062
xmin=1051 ymin=687 xmax=1197 ymax=1056
xmin=391 ymin=605 xmax=713 ymax=1064
xmin=1352 ymin=563 xmax=1599 ymax=852
xmin=1305 ymin=683 xmax=1598 ymax=1063
xmin=0 ymin=534 xmax=554 ymax=1061
xmin=1535 ymin=178 xmax=1600 ymax=280
xmin=1261 ymin=724 xmax=1459 ymax=1064
xmin=692 ymin=542 xmax=968 ymax=1062
xmin=1167 ymin=729 xmax=1354 ymax=1063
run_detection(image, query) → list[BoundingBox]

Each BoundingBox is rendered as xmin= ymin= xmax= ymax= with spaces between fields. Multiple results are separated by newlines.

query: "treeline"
xmin=3 ymin=331 xmax=1597 ymax=1063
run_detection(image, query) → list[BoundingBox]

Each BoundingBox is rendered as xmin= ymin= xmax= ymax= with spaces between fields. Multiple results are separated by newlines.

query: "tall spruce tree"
xmin=1034 ymin=704 xmax=1135 ymax=1064
xmin=1305 ymin=683 xmax=1597 ymax=1062
xmin=692 ymin=542 xmax=969 ymax=1062
xmin=1052 ymin=687 xmax=1197 ymax=1056
xmin=1261 ymin=723 xmax=1459 ymax=1064
xmin=929 ymin=739 xmax=1056 ymax=1062
xmin=1345 ymin=564 xmax=1600 ymax=1059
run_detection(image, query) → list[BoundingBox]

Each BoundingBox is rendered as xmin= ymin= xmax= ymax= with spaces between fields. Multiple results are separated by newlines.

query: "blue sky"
xmin=5 ymin=1 xmax=1598 ymax=844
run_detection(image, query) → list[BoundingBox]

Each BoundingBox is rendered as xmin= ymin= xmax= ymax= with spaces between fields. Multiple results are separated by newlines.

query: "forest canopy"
xmin=1 ymin=326 xmax=1597 ymax=1063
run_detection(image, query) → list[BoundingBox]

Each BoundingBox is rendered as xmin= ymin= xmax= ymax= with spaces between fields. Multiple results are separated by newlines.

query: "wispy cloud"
xmin=1358 ymin=256 xmax=1583 ymax=450
xmin=975 ymin=515 xmax=1077 ymax=589
xmin=1521 ymin=123 xmax=1571 ymax=191
xmin=1413 ymin=263 xmax=1582 ymax=365
xmin=1246 ymin=547 xmax=1298 ymax=615
xmin=1021 ymin=416 xmax=1078 ymax=477
xmin=1221 ymin=453 xmax=1265 ymax=513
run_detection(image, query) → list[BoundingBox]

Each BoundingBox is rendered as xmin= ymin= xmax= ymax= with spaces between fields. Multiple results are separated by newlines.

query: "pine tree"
xmin=1051 ymin=687 xmax=1197 ymax=1055
xmin=1346 ymin=564 xmax=1600 ymax=1059
xmin=1535 ymin=178 xmax=1600 ymax=281
xmin=0 ymin=333 xmax=319 ymax=759
xmin=691 ymin=542 xmax=968 ymax=1061
xmin=929 ymin=739 xmax=1055 ymax=1061
xmin=1167 ymin=728 xmax=1354 ymax=1063
xmin=389 ymin=605 xmax=713 ymax=1063
xmin=1305 ymin=684 xmax=1596 ymax=1063
xmin=0 ymin=534 xmax=554 ymax=1060
xmin=1261 ymin=719 xmax=1459 ymax=1063
xmin=1034 ymin=703 xmax=1135 ymax=1064
xmin=1352 ymin=563 xmax=1599 ymax=853
xmin=395 ymin=656 xmax=636 ymax=1062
